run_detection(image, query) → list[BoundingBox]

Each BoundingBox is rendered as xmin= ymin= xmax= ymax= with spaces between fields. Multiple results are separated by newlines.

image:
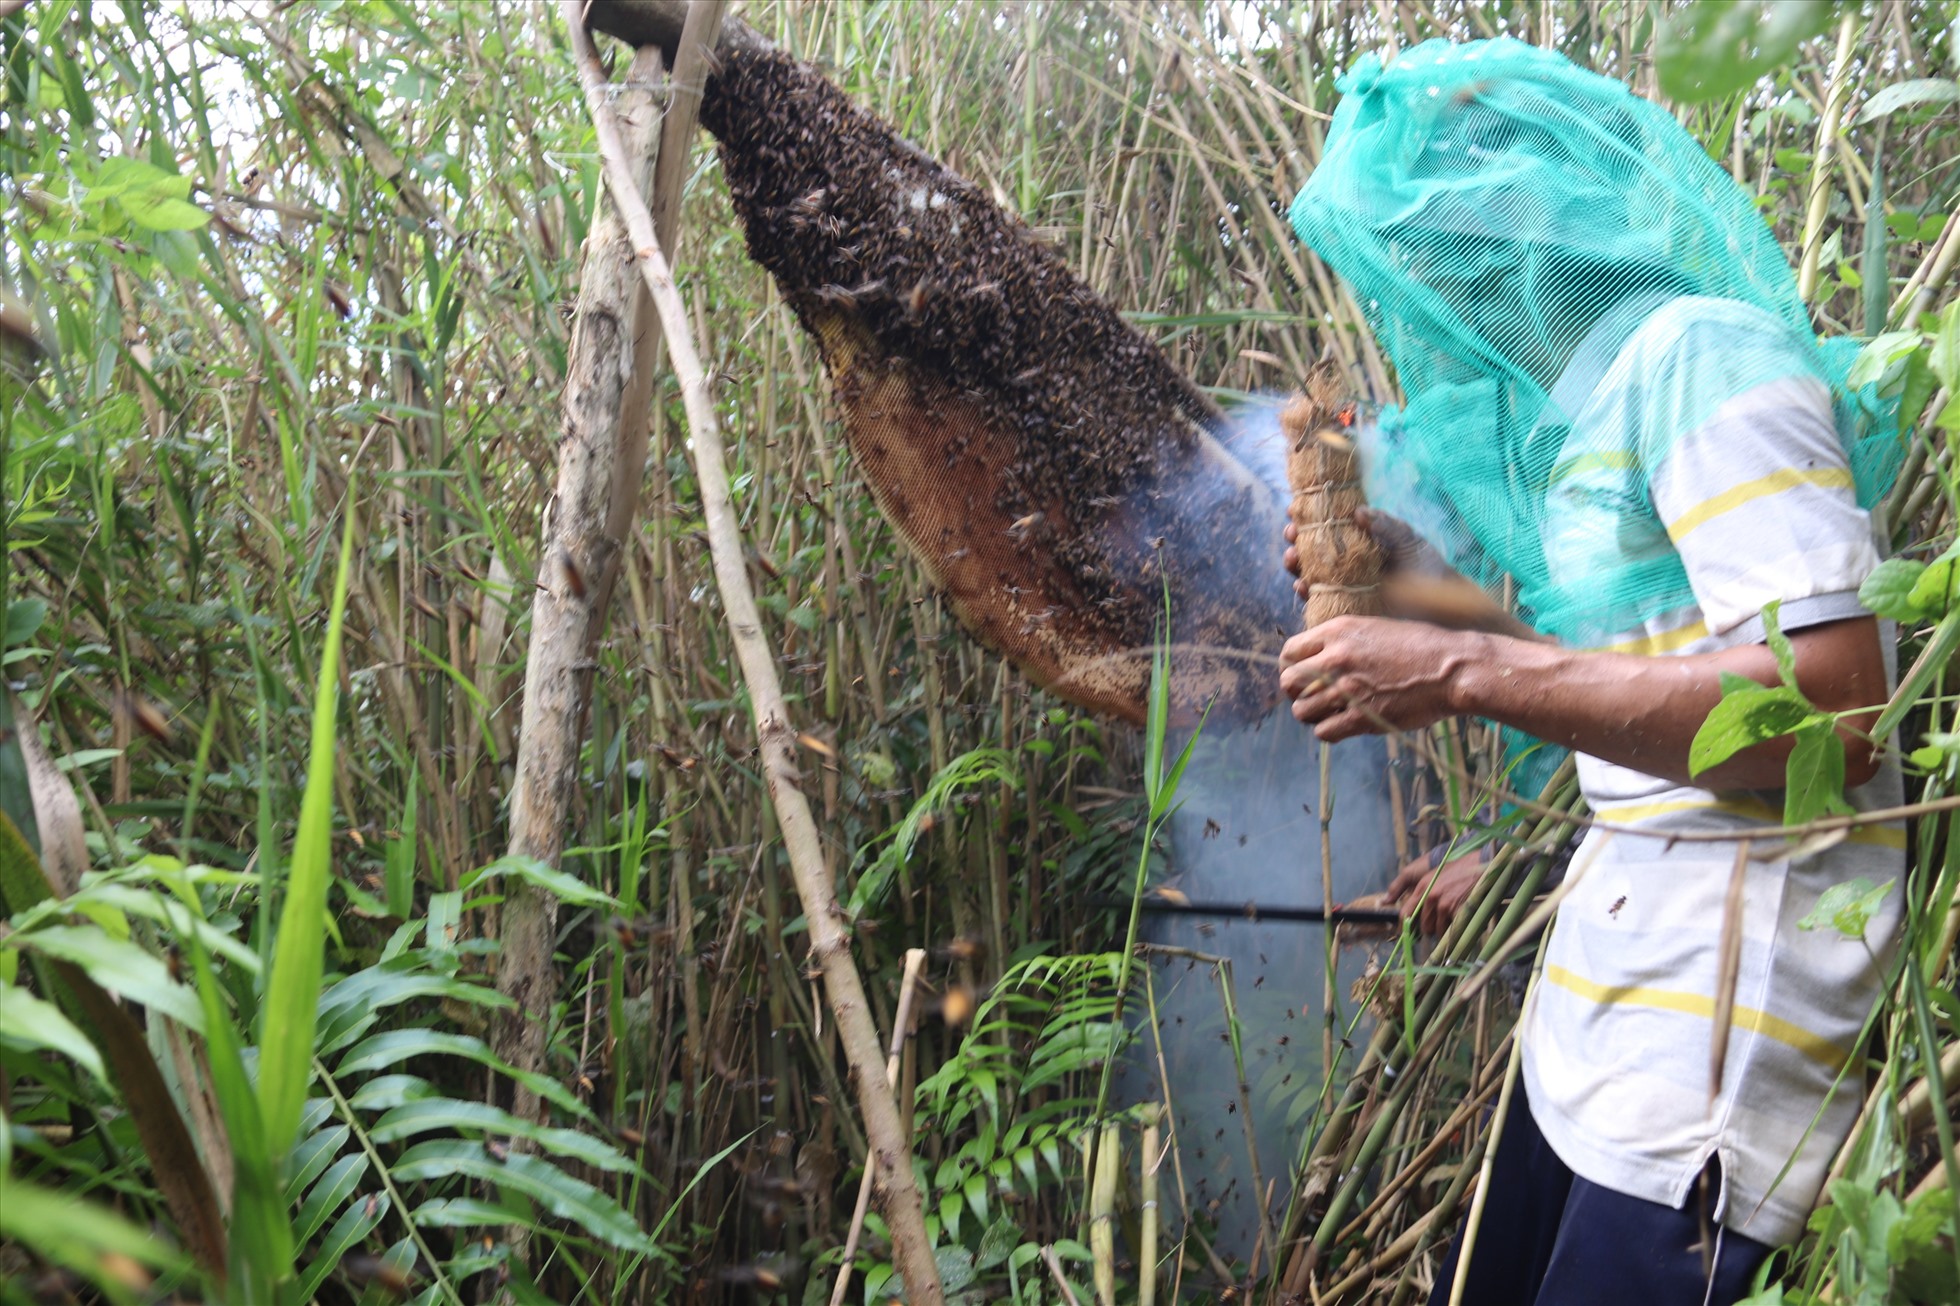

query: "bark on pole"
xmin=494 ymin=42 xmax=668 ymax=1118
xmin=561 ymin=6 xmax=944 ymax=1301
xmin=584 ymin=0 xmax=726 ymax=637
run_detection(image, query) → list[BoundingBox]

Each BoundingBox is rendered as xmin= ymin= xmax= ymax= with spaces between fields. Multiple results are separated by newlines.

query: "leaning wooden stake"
xmin=830 ymin=948 xmax=926 ymax=1306
xmin=562 ymin=8 xmax=944 ymax=1302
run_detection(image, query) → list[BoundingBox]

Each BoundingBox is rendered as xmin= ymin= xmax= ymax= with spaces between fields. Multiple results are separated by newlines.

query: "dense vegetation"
xmin=1 ymin=2 xmax=1955 ymax=1304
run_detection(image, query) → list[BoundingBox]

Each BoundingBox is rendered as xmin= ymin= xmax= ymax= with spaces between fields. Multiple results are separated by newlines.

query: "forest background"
xmin=1 ymin=1 xmax=1957 ymax=1304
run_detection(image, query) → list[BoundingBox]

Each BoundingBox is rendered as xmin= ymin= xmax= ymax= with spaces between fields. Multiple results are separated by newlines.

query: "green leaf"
xmin=260 ymin=499 xmax=358 ymax=1160
xmin=121 ymin=193 xmax=211 ymax=231
xmin=1907 ymin=556 xmax=1958 ymax=618
xmin=1861 ymin=557 xmax=1930 ymax=620
xmin=1932 ymin=301 xmax=1960 ymax=395
xmin=462 ymin=853 xmax=620 ymax=912
xmin=1845 ymin=330 xmax=1921 ymax=389
xmin=91 ymin=156 xmax=209 ymax=231
xmin=367 ymin=1096 xmax=635 ymax=1171
xmin=1856 ymin=77 xmax=1960 ymax=125
xmin=334 ymin=1028 xmax=590 ymax=1119
xmin=1689 ymin=683 xmax=1815 ymax=775
xmin=295 ymin=1191 xmax=388 ymax=1302
xmin=1784 ymin=723 xmax=1853 ymax=826
xmin=0 ymin=1178 xmax=190 ymax=1300
xmin=8 ymin=925 xmax=204 ymax=1031
xmin=388 ymin=1139 xmax=651 ymax=1253
xmin=1762 ymin=599 xmax=1796 ymax=687
xmin=1656 ymin=0 xmax=1836 ymax=103
xmin=1799 ymin=876 xmax=1895 ymax=939
xmin=0 ymin=980 xmax=106 ymax=1083
xmin=936 ymin=1246 xmax=977 ymax=1294
xmin=3 ymin=598 xmax=47 ymax=649
xmin=976 ymin=1215 xmax=1020 ymax=1270
xmin=409 ymin=1196 xmax=535 ymax=1229
xmin=294 ymin=1153 xmax=368 ymax=1244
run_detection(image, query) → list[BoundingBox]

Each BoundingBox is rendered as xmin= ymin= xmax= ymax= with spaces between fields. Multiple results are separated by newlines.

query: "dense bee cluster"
xmin=700 ymin=45 xmax=1296 ymax=720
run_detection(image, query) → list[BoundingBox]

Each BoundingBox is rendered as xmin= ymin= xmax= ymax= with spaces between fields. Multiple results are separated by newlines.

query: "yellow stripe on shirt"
xmin=1595 ymin=619 xmax=1710 ymax=655
xmin=1665 ymin=467 xmax=1856 ymax=542
xmin=1542 ymin=964 xmax=1849 ymax=1069
xmin=1593 ymin=796 xmax=1908 ymax=850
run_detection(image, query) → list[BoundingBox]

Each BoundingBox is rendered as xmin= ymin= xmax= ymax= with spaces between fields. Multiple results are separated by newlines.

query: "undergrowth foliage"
xmin=1 ymin=1 xmax=1957 ymax=1304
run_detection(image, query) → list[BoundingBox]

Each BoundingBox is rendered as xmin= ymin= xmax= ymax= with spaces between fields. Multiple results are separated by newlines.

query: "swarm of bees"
xmin=700 ymin=47 xmax=1298 ymax=724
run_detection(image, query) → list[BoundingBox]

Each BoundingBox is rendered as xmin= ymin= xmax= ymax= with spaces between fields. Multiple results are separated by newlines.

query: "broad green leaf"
xmin=1783 ymin=723 xmax=1853 ymax=826
xmin=91 ymin=155 xmax=209 ymax=231
xmin=260 ymin=499 xmax=358 ymax=1160
xmin=1845 ymin=330 xmax=1922 ymax=389
xmin=316 ymin=966 xmax=513 ymax=1056
xmin=936 ymin=1246 xmax=977 ymax=1294
xmin=388 ymin=1139 xmax=651 ymax=1253
xmin=410 ymin=1195 xmax=536 ymax=1228
xmin=1799 ymin=875 xmax=1895 ymax=939
xmin=1860 ymin=558 xmax=1930 ymax=621
xmin=8 ymin=925 xmax=203 ymax=1031
xmin=3 ymin=597 xmax=47 ymax=649
xmin=1909 ymin=742 xmax=1949 ymax=771
xmin=461 ymin=853 xmax=619 ymax=911
xmin=1656 ymin=1 xmax=1836 ymax=103
xmin=976 ymin=1215 xmax=1020 ymax=1270
xmin=1906 ymin=556 xmax=1957 ymax=618
xmin=345 ymin=1073 xmax=439 ymax=1112
xmin=368 ymin=1096 xmax=635 ymax=1171
xmin=0 ymin=980 xmax=106 ymax=1082
xmin=1688 ymin=683 xmax=1815 ymax=775
xmin=121 ymin=193 xmax=211 ymax=231
xmin=333 ymin=1028 xmax=590 ymax=1119
xmin=1856 ymin=77 xmax=1960 ymax=125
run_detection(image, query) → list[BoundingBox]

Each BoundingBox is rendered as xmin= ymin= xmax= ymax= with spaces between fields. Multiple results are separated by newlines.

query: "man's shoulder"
xmin=1618 ymin=295 xmax=1809 ymax=365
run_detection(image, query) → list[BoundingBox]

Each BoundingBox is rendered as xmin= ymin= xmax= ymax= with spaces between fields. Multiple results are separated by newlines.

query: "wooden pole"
xmin=494 ymin=41 xmax=669 ymax=1120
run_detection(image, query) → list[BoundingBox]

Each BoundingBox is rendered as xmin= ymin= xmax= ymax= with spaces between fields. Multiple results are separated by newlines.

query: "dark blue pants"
xmin=1428 ymin=1085 xmax=1776 ymax=1306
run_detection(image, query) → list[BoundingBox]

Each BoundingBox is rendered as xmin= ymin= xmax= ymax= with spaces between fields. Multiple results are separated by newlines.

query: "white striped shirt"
xmin=1520 ymin=298 xmax=1904 ymax=1246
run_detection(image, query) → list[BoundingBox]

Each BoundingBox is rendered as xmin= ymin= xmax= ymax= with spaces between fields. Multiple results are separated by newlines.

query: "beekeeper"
xmin=1278 ymin=38 xmax=1905 ymax=1306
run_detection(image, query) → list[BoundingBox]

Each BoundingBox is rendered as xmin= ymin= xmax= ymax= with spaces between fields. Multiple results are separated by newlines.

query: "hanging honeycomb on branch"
xmin=700 ymin=44 xmax=1307 ymax=724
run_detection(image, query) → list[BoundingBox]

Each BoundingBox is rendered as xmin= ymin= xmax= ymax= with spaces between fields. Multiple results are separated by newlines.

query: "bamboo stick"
xmin=1090 ymin=1117 xmax=1121 ymax=1306
xmin=1139 ymin=1104 xmax=1162 ymax=1306
xmin=831 ymin=947 xmax=927 ymax=1306
xmin=561 ymin=10 xmax=943 ymax=1301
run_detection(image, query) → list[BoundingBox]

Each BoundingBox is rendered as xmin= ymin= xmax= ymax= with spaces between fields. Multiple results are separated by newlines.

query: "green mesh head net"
xmin=1290 ymin=38 xmax=1904 ymax=646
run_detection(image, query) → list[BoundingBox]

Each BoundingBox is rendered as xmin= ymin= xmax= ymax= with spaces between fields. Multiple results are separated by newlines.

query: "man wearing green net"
xmin=1279 ymin=38 xmax=1905 ymax=1306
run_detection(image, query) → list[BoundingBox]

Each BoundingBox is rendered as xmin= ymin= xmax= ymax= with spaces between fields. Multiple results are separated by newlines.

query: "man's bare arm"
xmin=1278 ymin=614 xmax=1886 ymax=791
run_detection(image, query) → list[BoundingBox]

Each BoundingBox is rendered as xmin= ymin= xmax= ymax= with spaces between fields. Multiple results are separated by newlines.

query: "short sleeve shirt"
xmin=1518 ymin=297 xmax=1904 ymax=1246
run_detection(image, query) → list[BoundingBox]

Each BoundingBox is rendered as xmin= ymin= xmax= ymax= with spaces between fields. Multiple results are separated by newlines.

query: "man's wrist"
xmin=1443 ymin=629 xmax=1498 ymax=718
